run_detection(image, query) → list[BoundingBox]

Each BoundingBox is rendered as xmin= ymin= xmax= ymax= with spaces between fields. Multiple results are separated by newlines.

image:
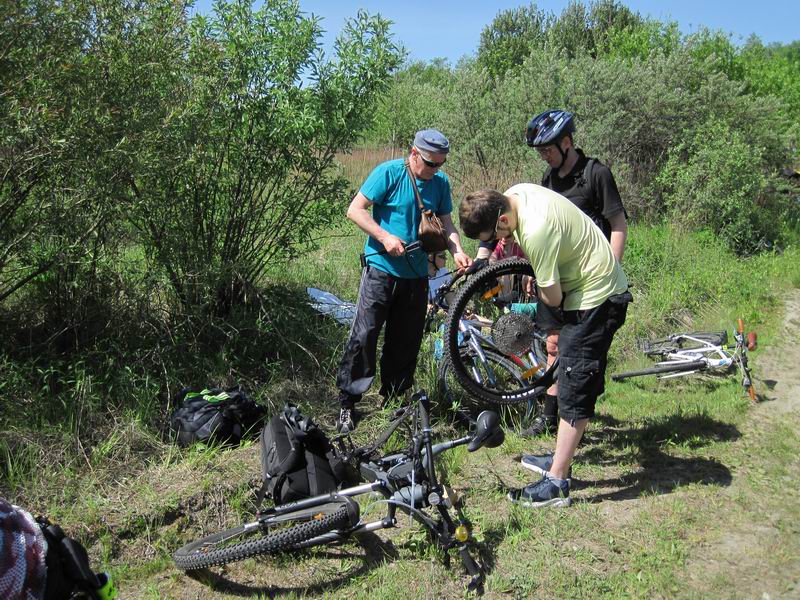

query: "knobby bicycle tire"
xmin=444 ymin=258 xmax=555 ymax=405
xmin=611 ymin=359 xmax=708 ymax=382
xmin=173 ymin=500 xmax=354 ymax=571
xmin=437 ymin=349 xmax=537 ymax=430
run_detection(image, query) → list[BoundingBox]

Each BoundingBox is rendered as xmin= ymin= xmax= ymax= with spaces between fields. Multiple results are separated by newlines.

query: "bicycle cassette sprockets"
xmin=491 ymin=312 xmax=536 ymax=356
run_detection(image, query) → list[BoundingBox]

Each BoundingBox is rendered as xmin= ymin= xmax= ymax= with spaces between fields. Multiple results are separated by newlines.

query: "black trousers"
xmin=336 ymin=266 xmax=428 ymax=404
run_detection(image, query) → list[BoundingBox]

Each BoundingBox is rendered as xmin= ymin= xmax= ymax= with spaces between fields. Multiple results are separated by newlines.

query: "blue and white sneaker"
xmin=520 ymin=453 xmax=571 ymax=479
xmin=507 ymin=475 xmax=571 ymax=508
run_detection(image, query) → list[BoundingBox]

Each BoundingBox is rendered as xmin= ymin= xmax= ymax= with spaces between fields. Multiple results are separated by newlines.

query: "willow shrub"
xmin=124 ymin=0 xmax=402 ymax=315
xmin=655 ymin=121 xmax=788 ymax=255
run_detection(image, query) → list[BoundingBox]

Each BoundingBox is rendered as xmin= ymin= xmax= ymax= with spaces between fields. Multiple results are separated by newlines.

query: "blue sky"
xmin=191 ymin=1 xmax=799 ymax=64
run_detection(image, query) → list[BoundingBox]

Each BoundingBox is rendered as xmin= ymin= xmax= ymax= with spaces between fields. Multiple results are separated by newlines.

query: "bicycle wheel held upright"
xmin=444 ymin=258 xmax=554 ymax=405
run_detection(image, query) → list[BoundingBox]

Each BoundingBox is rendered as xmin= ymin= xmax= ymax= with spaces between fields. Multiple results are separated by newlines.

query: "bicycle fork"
xmin=415 ymin=392 xmax=485 ymax=591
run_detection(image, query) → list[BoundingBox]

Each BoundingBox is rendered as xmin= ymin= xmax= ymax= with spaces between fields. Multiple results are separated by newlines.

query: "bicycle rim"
xmin=438 ymin=352 xmax=537 ymax=431
xmin=173 ymin=500 xmax=356 ymax=571
xmin=444 ymin=258 xmax=554 ymax=404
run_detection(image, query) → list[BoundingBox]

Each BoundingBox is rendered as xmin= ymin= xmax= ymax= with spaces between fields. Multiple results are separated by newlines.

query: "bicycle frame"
xmin=651 ymin=334 xmax=734 ymax=376
xmin=612 ymin=320 xmax=757 ymax=401
xmin=457 ymin=316 xmax=545 ymax=383
xmin=649 ymin=331 xmax=748 ymax=378
xmin=427 ymin=272 xmax=545 ymax=388
xmin=253 ymin=392 xmax=487 ymax=590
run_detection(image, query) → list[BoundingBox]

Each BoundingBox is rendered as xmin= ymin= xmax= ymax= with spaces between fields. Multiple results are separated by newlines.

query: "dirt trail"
xmin=754 ymin=291 xmax=800 ymax=415
xmin=683 ymin=289 xmax=800 ymax=599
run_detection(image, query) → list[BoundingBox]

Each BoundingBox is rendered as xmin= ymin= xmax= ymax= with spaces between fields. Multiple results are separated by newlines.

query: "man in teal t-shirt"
xmin=336 ymin=129 xmax=472 ymax=433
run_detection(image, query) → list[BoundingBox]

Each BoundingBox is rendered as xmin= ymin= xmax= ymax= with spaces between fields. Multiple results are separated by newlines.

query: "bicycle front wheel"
xmin=444 ymin=258 xmax=554 ymax=405
xmin=173 ymin=499 xmax=357 ymax=571
xmin=611 ymin=359 xmax=707 ymax=382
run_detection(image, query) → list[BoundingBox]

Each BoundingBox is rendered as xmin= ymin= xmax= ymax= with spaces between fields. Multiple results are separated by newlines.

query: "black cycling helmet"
xmin=525 ymin=109 xmax=575 ymax=147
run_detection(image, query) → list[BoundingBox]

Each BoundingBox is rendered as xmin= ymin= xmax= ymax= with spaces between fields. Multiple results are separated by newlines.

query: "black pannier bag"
xmin=169 ymin=385 xmax=266 ymax=447
xmin=36 ymin=516 xmax=117 ymax=600
xmin=258 ymin=404 xmax=356 ymax=506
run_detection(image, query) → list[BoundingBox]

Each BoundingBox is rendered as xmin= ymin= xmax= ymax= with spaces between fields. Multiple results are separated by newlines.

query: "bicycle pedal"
xmin=442 ymin=484 xmax=459 ymax=509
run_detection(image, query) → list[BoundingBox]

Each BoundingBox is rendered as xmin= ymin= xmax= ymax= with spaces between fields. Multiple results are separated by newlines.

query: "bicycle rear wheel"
xmin=444 ymin=258 xmax=555 ymax=405
xmin=173 ymin=499 xmax=357 ymax=571
xmin=641 ymin=332 xmax=727 ymax=357
xmin=437 ymin=349 xmax=537 ymax=431
xmin=611 ymin=359 xmax=707 ymax=382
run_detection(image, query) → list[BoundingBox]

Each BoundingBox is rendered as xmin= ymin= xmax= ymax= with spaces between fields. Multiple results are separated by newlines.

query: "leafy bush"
xmin=124 ymin=1 xmax=402 ymax=315
xmin=476 ymin=3 xmax=552 ymax=79
xmin=2 ymin=0 xmax=401 ymax=320
xmin=367 ymin=59 xmax=456 ymax=149
xmin=476 ymin=0 xmax=643 ymax=78
xmin=656 ymin=119 xmax=793 ymax=254
xmin=0 ymin=0 xmax=136 ymax=306
xmin=605 ymin=18 xmax=681 ymax=60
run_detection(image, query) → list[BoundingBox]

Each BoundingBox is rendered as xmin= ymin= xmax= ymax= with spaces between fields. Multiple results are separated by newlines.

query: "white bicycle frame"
xmin=651 ymin=333 xmax=745 ymax=379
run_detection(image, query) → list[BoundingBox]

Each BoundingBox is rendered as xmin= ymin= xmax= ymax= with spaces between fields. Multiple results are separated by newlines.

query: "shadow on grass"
xmin=577 ymin=412 xmax=739 ymax=503
xmin=186 ymin=531 xmax=400 ymax=597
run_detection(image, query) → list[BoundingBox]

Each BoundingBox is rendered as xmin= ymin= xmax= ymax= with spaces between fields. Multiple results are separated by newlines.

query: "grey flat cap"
xmin=414 ymin=129 xmax=450 ymax=155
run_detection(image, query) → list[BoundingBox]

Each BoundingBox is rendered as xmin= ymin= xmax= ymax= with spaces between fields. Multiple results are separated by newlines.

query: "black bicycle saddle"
xmin=467 ymin=410 xmax=505 ymax=452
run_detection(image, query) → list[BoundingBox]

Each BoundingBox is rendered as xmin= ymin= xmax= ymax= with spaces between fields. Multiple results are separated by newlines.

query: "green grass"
xmin=2 ymin=215 xmax=800 ymax=598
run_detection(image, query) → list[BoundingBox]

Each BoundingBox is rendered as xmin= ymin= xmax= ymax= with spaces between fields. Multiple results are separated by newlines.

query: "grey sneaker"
xmin=337 ymin=407 xmax=356 ymax=434
xmin=507 ymin=475 xmax=571 ymax=508
xmin=520 ymin=453 xmax=571 ymax=479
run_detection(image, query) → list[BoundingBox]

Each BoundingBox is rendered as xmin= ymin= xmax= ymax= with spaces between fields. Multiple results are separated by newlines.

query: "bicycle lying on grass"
xmin=426 ymin=266 xmax=550 ymax=430
xmin=611 ymin=319 xmax=758 ymax=401
xmin=173 ymin=391 xmax=503 ymax=592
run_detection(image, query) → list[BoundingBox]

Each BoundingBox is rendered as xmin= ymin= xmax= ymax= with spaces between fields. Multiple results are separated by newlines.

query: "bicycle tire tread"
xmin=173 ymin=503 xmax=352 ymax=571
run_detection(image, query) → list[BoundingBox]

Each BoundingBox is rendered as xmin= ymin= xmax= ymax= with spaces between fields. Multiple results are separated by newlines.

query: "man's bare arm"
xmin=538 ymin=281 xmax=563 ymax=307
xmin=346 ymin=191 xmax=406 ymax=256
xmin=439 ymin=214 xmax=473 ymax=271
xmin=607 ymin=211 xmax=628 ymax=262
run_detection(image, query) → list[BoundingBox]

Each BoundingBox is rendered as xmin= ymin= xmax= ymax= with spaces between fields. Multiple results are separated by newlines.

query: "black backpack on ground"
xmin=257 ymin=404 xmax=356 ymax=506
xmin=169 ymin=385 xmax=266 ymax=447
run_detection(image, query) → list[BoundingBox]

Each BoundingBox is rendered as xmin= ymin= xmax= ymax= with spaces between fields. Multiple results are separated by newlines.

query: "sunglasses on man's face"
xmin=416 ymin=149 xmax=446 ymax=169
xmin=478 ymin=208 xmax=506 ymax=243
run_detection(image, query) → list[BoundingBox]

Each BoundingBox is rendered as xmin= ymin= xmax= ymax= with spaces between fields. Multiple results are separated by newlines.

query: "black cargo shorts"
xmin=557 ymin=290 xmax=632 ymax=422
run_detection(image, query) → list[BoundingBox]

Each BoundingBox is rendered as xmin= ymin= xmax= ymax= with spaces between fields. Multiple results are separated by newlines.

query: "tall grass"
xmin=618 ymin=224 xmax=800 ymax=358
xmin=335 ymin=144 xmax=400 ymax=187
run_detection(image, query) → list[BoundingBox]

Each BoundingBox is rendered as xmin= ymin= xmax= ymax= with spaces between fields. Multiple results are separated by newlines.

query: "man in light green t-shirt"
xmin=459 ymin=184 xmax=632 ymax=508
